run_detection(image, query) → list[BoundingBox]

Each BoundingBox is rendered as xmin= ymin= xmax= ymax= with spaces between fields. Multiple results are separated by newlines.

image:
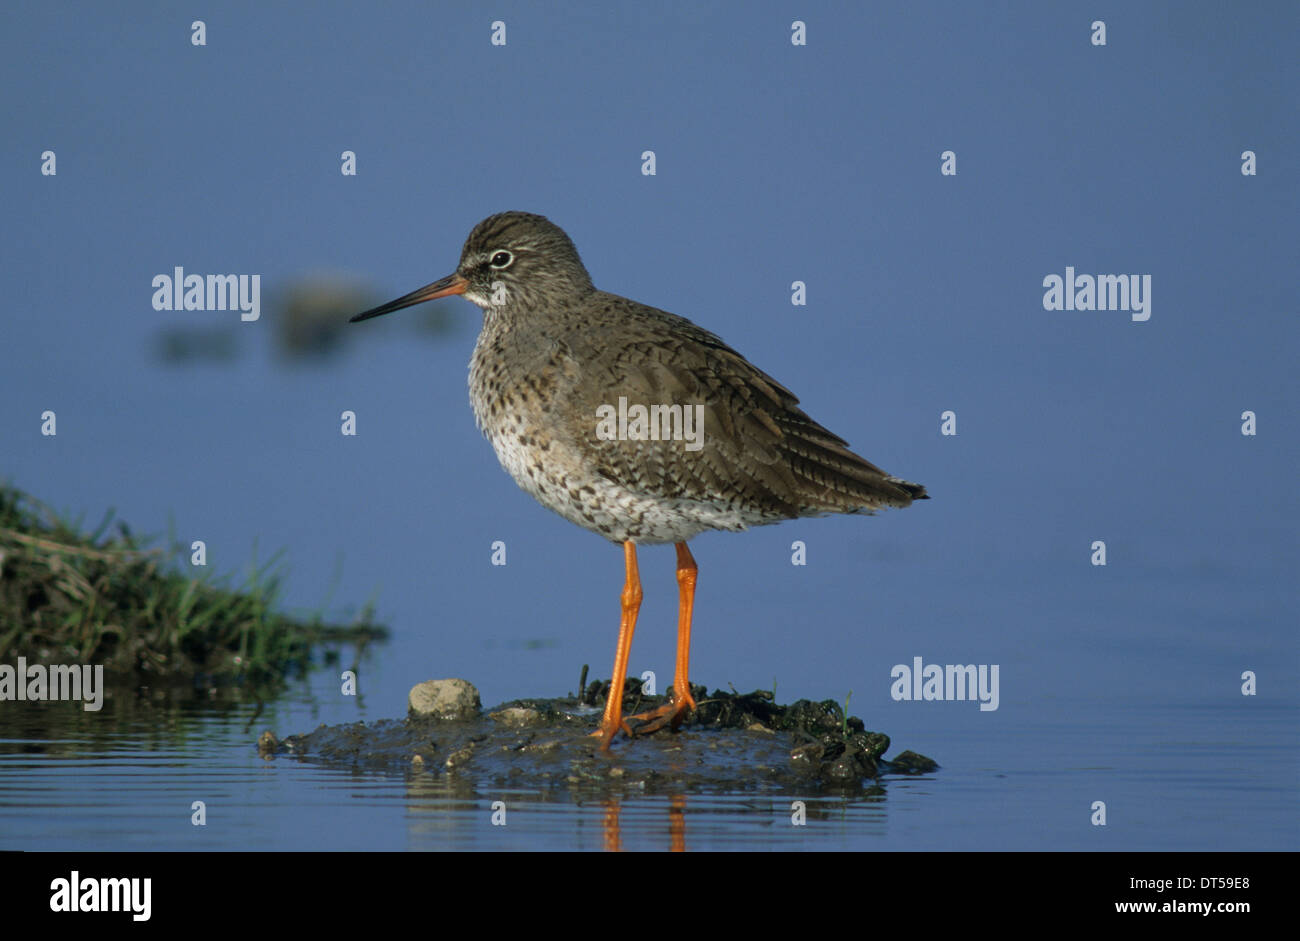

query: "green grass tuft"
xmin=0 ymin=483 xmax=386 ymax=688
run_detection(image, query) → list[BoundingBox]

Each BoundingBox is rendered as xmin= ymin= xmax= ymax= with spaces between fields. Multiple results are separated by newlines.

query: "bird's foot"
xmin=589 ymin=718 xmax=634 ymax=751
xmin=627 ymin=689 xmax=697 ymax=736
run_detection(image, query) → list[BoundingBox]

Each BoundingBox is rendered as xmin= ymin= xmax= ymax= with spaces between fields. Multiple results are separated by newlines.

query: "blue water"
xmin=0 ymin=0 xmax=1295 ymax=851
xmin=0 ymin=672 xmax=1292 ymax=851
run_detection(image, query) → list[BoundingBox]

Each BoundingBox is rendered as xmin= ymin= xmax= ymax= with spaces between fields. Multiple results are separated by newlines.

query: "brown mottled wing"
xmin=563 ymin=293 xmax=926 ymax=519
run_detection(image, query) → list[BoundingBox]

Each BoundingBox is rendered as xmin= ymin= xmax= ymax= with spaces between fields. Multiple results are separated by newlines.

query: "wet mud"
xmin=260 ymin=679 xmax=938 ymax=794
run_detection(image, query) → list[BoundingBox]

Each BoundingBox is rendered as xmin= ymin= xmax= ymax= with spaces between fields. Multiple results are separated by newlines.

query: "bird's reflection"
xmin=600 ymin=793 xmax=688 ymax=852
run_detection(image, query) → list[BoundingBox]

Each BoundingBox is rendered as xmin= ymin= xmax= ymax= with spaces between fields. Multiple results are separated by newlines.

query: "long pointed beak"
xmin=349 ymin=272 xmax=469 ymax=323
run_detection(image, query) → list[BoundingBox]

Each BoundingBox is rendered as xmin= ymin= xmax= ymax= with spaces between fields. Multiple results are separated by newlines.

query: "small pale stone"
xmin=256 ymin=730 xmax=279 ymax=757
xmin=445 ymin=746 xmax=475 ymax=769
xmin=520 ymin=739 xmax=561 ymax=753
xmin=489 ymin=705 xmax=542 ymax=727
xmin=408 ymin=679 xmax=481 ymax=719
xmin=790 ymin=742 xmax=823 ymax=767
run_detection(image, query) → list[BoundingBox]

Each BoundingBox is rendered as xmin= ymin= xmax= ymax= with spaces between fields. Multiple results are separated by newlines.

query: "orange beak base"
xmin=349 ymin=272 xmax=469 ymax=323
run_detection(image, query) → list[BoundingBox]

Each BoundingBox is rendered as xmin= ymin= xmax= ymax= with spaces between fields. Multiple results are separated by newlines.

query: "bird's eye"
xmin=489 ymin=251 xmax=513 ymax=268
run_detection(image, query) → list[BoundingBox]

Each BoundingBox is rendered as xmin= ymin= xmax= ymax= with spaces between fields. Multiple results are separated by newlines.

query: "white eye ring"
xmin=489 ymin=250 xmax=514 ymax=268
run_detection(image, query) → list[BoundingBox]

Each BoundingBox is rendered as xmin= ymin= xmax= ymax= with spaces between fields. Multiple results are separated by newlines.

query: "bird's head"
xmin=350 ymin=211 xmax=594 ymax=323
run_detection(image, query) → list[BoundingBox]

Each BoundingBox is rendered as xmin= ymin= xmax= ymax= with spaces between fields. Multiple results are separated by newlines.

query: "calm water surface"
xmin=0 ymin=674 xmax=1292 ymax=852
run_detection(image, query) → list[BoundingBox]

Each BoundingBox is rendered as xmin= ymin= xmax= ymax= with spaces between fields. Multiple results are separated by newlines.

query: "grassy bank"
xmin=0 ymin=483 xmax=386 ymax=687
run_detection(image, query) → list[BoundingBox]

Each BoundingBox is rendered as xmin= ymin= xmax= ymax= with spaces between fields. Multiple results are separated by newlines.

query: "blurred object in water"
xmin=280 ymin=273 xmax=457 ymax=360
xmin=154 ymin=325 xmax=239 ymax=364
xmin=279 ymin=274 xmax=370 ymax=359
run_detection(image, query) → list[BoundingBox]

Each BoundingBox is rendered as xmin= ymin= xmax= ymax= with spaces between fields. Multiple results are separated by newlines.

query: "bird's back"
xmin=469 ymin=290 xmax=926 ymax=543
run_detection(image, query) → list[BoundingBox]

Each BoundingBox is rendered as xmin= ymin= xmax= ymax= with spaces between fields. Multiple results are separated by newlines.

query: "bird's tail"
xmin=884 ymin=476 xmax=929 ymax=501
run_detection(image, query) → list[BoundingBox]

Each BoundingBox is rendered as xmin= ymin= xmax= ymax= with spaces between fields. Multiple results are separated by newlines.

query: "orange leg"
xmin=592 ymin=541 xmax=642 ymax=750
xmin=670 ymin=542 xmax=699 ymax=725
xmin=628 ymin=542 xmax=699 ymax=733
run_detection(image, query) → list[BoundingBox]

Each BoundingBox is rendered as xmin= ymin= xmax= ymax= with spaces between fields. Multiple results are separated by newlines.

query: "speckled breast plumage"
xmin=468 ymin=315 xmax=758 ymax=544
xmin=467 ymin=287 xmax=924 ymax=545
